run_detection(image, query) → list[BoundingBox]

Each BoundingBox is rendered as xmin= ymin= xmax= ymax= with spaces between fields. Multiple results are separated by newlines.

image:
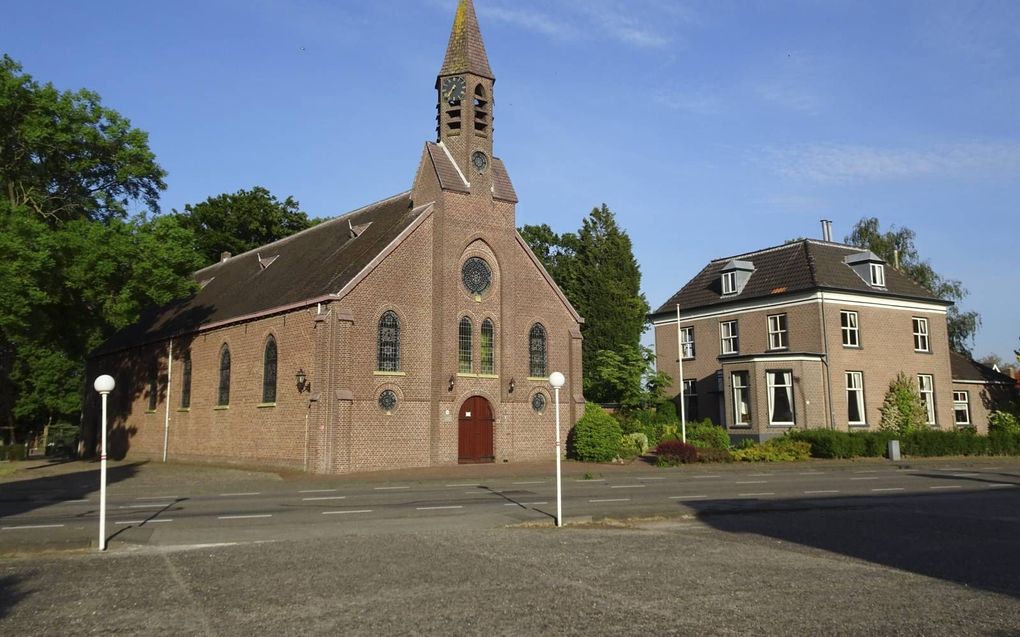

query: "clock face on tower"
xmin=441 ymin=76 xmax=466 ymax=103
xmin=471 ymin=151 xmax=488 ymax=173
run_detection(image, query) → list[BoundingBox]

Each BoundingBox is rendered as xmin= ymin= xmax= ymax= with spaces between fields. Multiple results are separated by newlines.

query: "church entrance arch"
xmin=458 ymin=396 xmax=494 ymax=464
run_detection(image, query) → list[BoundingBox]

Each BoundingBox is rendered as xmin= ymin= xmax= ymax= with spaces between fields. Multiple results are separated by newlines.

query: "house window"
xmin=912 ymin=317 xmax=930 ymax=352
xmin=731 ymin=371 xmax=751 ymax=426
xmin=953 ymin=391 xmax=970 ymax=426
xmin=680 ymin=326 xmax=695 ymax=359
xmin=918 ymin=374 xmax=936 ymax=425
xmin=767 ymin=314 xmax=788 ymax=350
xmin=180 ymin=354 xmax=192 ymax=409
xmin=529 ymin=323 xmax=547 ymax=377
xmin=377 ymin=311 xmax=401 ymax=372
xmin=147 ymin=364 xmax=158 ymax=411
xmin=218 ymin=345 xmax=231 ymax=406
xmin=846 ymin=371 xmax=866 ymax=425
xmin=458 ymin=317 xmax=473 ymax=373
xmin=722 ymin=271 xmax=737 ymax=295
xmin=870 ymin=263 xmax=885 ymax=287
xmin=766 ymin=370 xmax=794 ymax=425
xmin=262 ymin=335 xmax=277 ymax=403
xmin=841 ymin=311 xmax=859 ymax=347
xmin=720 ymin=320 xmax=739 ymax=355
xmin=682 ymin=379 xmax=698 ymax=422
xmin=481 ymin=319 xmax=494 ymax=375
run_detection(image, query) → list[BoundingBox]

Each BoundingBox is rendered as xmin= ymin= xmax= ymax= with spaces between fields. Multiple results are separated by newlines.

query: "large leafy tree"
xmin=846 ymin=217 xmax=980 ymax=353
xmin=0 ymin=56 xmax=201 ymax=444
xmin=174 ymin=187 xmax=315 ymax=265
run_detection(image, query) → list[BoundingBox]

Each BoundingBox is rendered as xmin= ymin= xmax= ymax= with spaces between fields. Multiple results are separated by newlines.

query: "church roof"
xmin=651 ymin=239 xmax=949 ymax=317
xmin=438 ymin=0 xmax=494 ymax=80
xmin=92 ymin=192 xmax=431 ymax=356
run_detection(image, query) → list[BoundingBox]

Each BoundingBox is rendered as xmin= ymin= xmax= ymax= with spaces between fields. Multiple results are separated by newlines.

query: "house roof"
xmin=92 ymin=192 xmax=430 ymax=357
xmin=950 ymin=351 xmax=1017 ymax=385
xmin=651 ymin=240 xmax=950 ymax=317
xmin=438 ymin=0 xmax=493 ymax=80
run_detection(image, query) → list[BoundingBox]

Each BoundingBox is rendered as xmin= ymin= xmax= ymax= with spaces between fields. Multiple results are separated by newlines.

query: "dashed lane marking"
xmin=59 ymin=499 xmax=89 ymax=503
xmin=416 ymin=505 xmax=464 ymax=511
xmin=504 ymin=502 xmax=548 ymax=506
xmin=136 ymin=495 xmax=181 ymax=500
xmin=692 ymin=475 xmax=721 ymax=479
xmin=610 ymin=484 xmax=646 ymax=489
xmin=850 ymin=477 xmax=879 ymax=481
xmin=951 ymin=473 xmax=979 ymax=477
xmin=219 ymin=492 xmax=261 ymax=497
xmin=736 ymin=480 xmax=767 ymax=484
xmin=116 ymin=519 xmax=174 ymax=525
xmin=120 ymin=504 xmax=174 ymax=509
xmin=798 ymin=471 xmax=824 ymax=475
xmin=738 ymin=492 xmax=775 ymax=497
xmin=669 ymin=495 xmax=708 ymax=500
xmin=638 ymin=477 xmax=666 ymax=481
xmin=804 ymin=490 xmax=840 ymax=494
xmin=589 ymin=498 xmax=630 ymax=503
xmin=218 ymin=514 xmax=272 ymax=520
xmin=987 ymin=483 xmax=1014 ymax=488
xmin=302 ymin=496 xmax=347 ymax=501
xmin=299 ymin=489 xmax=338 ymax=494
xmin=512 ymin=481 xmax=545 ymax=485
xmin=574 ymin=478 xmax=605 ymax=482
xmin=446 ymin=483 xmax=481 ymax=487
xmin=853 ymin=470 xmax=880 ymax=474
xmin=374 ymin=486 xmax=410 ymax=491
xmin=2 ymin=524 xmax=65 ymax=530
xmin=323 ymin=510 xmax=373 ymax=515
xmin=872 ymin=488 xmax=905 ymax=492
xmin=929 ymin=485 xmax=962 ymax=490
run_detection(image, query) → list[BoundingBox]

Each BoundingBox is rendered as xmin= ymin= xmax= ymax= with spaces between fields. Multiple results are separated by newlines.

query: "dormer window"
xmin=720 ymin=259 xmax=754 ymax=296
xmin=870 ymin=263 xmax=885 ymax=287
xmin=844 ymin=251 xmax=887 ymax=289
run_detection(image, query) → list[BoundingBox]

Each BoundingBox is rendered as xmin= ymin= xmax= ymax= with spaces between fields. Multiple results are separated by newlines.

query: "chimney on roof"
xmin=220 ymin=251 xmax=231 ymax=263
xmin=820 ymin=219 xmax=833 ymax=242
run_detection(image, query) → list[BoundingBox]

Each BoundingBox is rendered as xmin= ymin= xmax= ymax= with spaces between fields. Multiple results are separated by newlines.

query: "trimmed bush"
xmin=686 ymin=420 xmax=730 ymax=450
xmin=625 ymin=432 xmax=650 ymax=455
xmin=731 ymin=438 xmax=811 ymax=462
xmin=0 ymin=444 xmax=28 ymax=461
xmin=696 ymin=448 xmax=733 ymax=463
xmin=655 ymin=440 xmax=698 ymax=466
xmin=571 ymin=404 xmax=623 ymax=462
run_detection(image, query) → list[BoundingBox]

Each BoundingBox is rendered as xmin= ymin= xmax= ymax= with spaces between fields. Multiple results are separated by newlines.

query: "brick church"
xmin=85 ymin=0 xmax=584 ymax=474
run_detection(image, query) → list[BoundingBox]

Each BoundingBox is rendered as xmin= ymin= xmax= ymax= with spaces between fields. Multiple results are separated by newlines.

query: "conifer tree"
xmin=878 ymin=372 xmax=927 ymax=434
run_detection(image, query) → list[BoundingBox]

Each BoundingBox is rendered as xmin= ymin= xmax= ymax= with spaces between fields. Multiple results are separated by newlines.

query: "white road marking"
xmin=589 ymin=498 xmax=630 ymax=503
xmin=951 ymin=473 xmax=979 ymax=477
xmin=374 ymin=486 xmax=410 ymax=490
xmin=798 ymin=471 xmax=824 ymax=475
xmin=739 ymin=492 xmax=775 ymax=497
xmin=853 ymin=470 xmax=880 ymax=474
xmin=220 ymin=492 xmax=261 ymax=497
xmin=512 ymin=481 xmax=545 ymax=485
xmin=929 ymin=485 xmax=962 ymax=490
xmin=804 ymin=490 xmax=840 ymax=494
xmin=218 ymin=514 xmax=272 ymax=520
xmin=59 ymin=499 xmax=89 ymax=503
xmin=669 ymin=495 xmax=708 ymax=500
xmin=850 ymin=477 xmax=879 ymax=481
xmin=302 ymin=496 xmax=347 ymax=501
xmin=748 ymin=473 xmax=771 ymax=477
xmin=115 ymin=519 xmax=174 ymax=525
xmin=872 ymin=488 xmax=905 ymax=492
xmin=299 ymin=489 xmax=338 ymax=494
xmin=638 ymin=477 xmax=666 ymax=481
xmin=136 ymin=495 xmax=181 ymax=500
xmin=323 ymin=510 xmax=373 ymax=515
xmin=987 ymin=483 xmax=1013 ymax=488
xmin=736 ymin=480 xmax=767 ymax=484
xmin=504 ymin=502 xmax=548 ymax=506
xmin=446 ymin=483 xmax=481 ymax=487
xmin=574 ymin=478 xmax=605 ymax=482
xmin=692 ymin=475 xmax=720 ymax=479
xmin=610 ymin=484 xmax=646 ymax=489
xmin=120 ymin=504 xmax=174 ymax=509
xmin=2 ymin=524 xmax=65 ymax=530
xmin=416 ymin=505 xmax=463 ymax=511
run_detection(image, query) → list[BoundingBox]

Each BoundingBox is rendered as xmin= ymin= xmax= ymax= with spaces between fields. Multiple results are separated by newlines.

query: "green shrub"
xmin=655 ymin=400 xmax=678 ymax=423
xmin=731 ymin=438 xmax=811 ymax=462
xmin=685 ymin=420 xmax=730 ymax=450
xmin=879 ymin=372 xmax=927 ymax=434
xmin=696 ymin=448 xmax=733 ymax=463
xmin=988 ymin=431 xmax=1020 ymax=455
xmin=0 ymin=444 xmax=28 ymax=461
xmin=787 ymin=429 xmax=863 ymax=459
xmin=655 ymin=440 xmax=698 ymax=466
xmin=990 ymin=410 xmax=1020 ymax=434
xmin=625 ymin=432 xmax=650 ymax=455
xmin=571 ymin=404 xmax=623 ymax=462
xmin=902 ymin=429 xmax=988 ymax=457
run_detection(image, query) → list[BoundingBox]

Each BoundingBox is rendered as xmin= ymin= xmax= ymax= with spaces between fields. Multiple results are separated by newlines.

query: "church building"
xmin=84 ymin=0 xmax=585 ymax=474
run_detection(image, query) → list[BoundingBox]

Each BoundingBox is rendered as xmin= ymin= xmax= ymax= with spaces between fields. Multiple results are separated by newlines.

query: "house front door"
xmin=458 ymin=396 xmax=494 ymax=464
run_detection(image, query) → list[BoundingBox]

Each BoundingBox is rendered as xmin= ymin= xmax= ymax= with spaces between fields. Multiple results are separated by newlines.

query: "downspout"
xmin=162 ymin=338 xmax=173 ymax=462
xmin=819 ymin=292 xmax=835 ymax=429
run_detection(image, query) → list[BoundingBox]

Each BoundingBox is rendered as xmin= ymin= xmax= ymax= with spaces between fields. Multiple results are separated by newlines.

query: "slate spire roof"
xmin=438 ymin=0 xmax=494 ymax=80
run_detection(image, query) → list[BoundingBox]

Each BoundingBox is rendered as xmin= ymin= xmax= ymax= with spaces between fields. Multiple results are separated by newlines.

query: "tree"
xmin=878 ymin=372 xmax=927 ymax=434
xmin=174 ymin=187 xmax=316 ymax=265
xmin=587 ymin=346 xmax=670 ymax=411
xmin=845 ymin=217 xmax=979 ymax=353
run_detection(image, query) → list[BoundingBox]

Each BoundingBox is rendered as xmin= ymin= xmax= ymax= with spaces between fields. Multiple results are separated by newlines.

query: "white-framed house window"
xmin=918 ymin=374 xmax=936 ymax=426
xmin=841 ymin=310 xmax=859 ymax=347
xmin=766 ymin=370 xmax=795 ymax=426
xmin=870 ymin=263 xmax=885 ymax=287
xmin=680 ymin=326 xmax=695 ymax=360
xmin=682 ymin=379 xmax=698 ymax=421
xmin=953 ymin=391 xmax=971 ymax=426
xmin=767 ymin=314 xmax=788 ymax=350
xmin=722 ymin=271 xmax=737 ymax=295
xmin=846 ymin=371 xmax=866 ymax=426
xmin=912 ymin=317 xmax=930 ymax=352
xmin=720 ymin=320 xmax=739 ymax=355
xmin=731 ymin=371 xmax=751 ymax=426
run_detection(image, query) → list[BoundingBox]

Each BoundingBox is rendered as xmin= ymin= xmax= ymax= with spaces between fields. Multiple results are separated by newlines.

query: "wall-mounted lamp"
xmin=448 ymin=375 xmax=455 ymax=392
xmin=508 ymin=378 xmax=515 ymax=393
xmin=296 ymin=369 xmax=310 ymax=393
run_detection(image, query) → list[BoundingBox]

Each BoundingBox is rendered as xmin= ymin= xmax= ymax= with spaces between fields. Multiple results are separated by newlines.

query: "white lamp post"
xmin=93 ymin=374 xmax=115 ymax=551
xmin=549 ymin=371 xmax=565 ymax=528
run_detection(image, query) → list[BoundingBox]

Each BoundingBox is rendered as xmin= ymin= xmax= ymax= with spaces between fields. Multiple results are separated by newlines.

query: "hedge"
xmin=0 ymin=444 xmax=28 ymax=461
xmin=787 ymin=428 xmax=1020 ymax=459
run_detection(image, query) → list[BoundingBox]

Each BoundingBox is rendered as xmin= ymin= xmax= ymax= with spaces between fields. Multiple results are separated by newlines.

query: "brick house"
xmin=649 ymin=236 xmax=1009 ymax=441
xmin=84 ymin=0 xmax=584 ymax=474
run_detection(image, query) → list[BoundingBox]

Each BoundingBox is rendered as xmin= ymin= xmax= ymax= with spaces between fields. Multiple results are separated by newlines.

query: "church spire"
xmin=438 ymin=0 xmax=493 ymax=80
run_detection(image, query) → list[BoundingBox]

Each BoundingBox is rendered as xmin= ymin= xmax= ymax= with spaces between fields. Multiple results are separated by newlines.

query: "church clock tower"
xmin=436 ymin=0 xmax=495 ymax=195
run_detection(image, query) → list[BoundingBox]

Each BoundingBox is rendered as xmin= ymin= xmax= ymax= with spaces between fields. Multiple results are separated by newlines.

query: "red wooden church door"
xmin=458 ymin=396 xmax=494 ymax=464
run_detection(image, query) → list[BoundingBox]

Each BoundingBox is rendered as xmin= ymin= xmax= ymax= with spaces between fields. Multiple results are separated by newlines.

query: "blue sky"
xmin=7 ymin=0 xmax=1019 ymax=361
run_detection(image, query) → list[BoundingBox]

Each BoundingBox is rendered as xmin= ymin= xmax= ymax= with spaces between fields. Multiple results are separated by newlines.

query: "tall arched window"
xmin=262 ymin=335 xmax=278 ymax=404
xmin=180 ymin=353 xmax=192 ymax=409
xmin=473 ymin=84 xmax=489 ymax=134
xmin=481 ymin=319 xmax=494 ymax=375
xmin=218 ymin=345 xmax=231 ymax=406
xmin=529 ymin=324 xmax=547 ymax=378
xmin=458 ymin=317 xmax=473 ymax=373
xmin=378 ymin=311 xmax=400 ymax=372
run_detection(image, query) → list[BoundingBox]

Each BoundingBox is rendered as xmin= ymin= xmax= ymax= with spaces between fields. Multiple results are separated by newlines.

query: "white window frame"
xmin=767 ymin=314 xmax=788 ymax=350
xmin=722 ymin=271 xmax=737 ymax=295
xmin=766 ymin=370 xmax=795 ymax=426
xmin=870 ymin=263 xmax=885 ymax=287
xmin=845 ymin=371 xmax=866 ymax=426
xmin=918 ymin=374 xmax=936 ymax=426
xmin=680 ymin=326 xmax=695 ymax=360
xmin=720 ymin=320 xmax=739 ymax=355
xmin=731 ymin=371 xmax=751 ymax=427
xmin=840 ymin=310 xmax=859 ymax=347
xmin=953 ymin=391 xmax=971 ymax=426
xmin=912 ymin=317 xmax=930 ymax=352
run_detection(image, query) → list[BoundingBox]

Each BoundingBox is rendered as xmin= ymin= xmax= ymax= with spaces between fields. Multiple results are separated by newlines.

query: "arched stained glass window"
xmin=529 ymin=324 xmax=547 ymax=378
xmin=378 ymin=311 xmax=400 ymax=371
xmin=459 ymin=317 xmax=473 ymax=373
xmin=262 ymin=335 xmax=278 ymax=403
xmin=481 ymin=319 xmax=494 ymax=375
xmin=218 ymin=345 xmax=231 ymax=406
